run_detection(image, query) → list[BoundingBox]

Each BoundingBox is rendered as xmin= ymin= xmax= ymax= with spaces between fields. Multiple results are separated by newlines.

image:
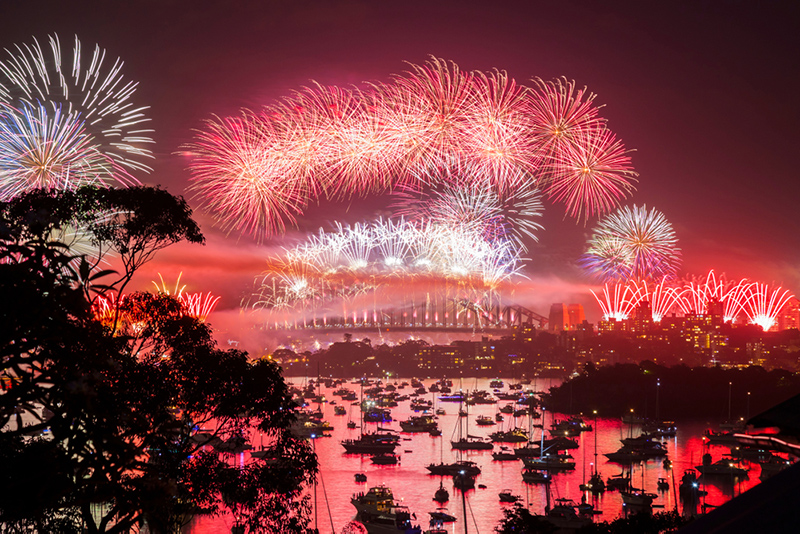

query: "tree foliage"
xmin=0 ymin=187 xmax=316 ymax=533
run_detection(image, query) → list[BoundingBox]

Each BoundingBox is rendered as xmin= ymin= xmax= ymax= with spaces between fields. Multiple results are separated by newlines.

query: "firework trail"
xmin=629 ymin=279 xmax=682 ymax=322
xmin=187 ymin=57 xmax=637 ymax=240
xmin=152 ymin=273 xmax=221 ymax=322
xmin=581 ymin=205 xmax=680 ymax=281
xmin=0 ymin=35 xmax=152 ymax=196
xmin=590 ymin=281 xmax=645 ymax=321
xmin=743 ymin=283 xmax=794 ymax=331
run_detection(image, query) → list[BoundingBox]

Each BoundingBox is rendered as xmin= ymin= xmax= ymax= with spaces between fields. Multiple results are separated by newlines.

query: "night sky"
xmin=4 ymin=1 xmax=799 ymax=335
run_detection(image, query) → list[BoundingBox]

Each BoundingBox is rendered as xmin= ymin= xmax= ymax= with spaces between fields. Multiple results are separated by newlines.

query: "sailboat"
xmin=580 ymin=412 xmax=605 ymax=493
xmin=427 ymin=391 xmax=483 ymax=479
xmin=450 ymin=395 xmax=492 ymax=450
xmin=341 ymin=378 xmax=400 ymax=454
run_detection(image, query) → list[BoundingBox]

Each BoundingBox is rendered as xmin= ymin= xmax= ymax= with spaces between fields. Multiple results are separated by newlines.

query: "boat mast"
xmin=593 ymin=410 xmax=598 ymax=477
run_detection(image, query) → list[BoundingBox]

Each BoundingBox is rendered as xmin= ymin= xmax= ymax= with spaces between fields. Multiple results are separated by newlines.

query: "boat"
xmin=545 ymin=499 xmax=592 ymax=530
xmin=352 ymin=485 xmax=422 ymax=533
xmin=451 ymin=436 xmax=493 ymax=450
xmin=550 ymin=417 xmax=591 ymax=437
xmin=355 ymin=473 xmax=368 ymax=483
xmin=514 ymin=436 xmax=578 ymax=456
xmin=452 ymin=472 xmax=475 ymax=490
xmin=291 ymin=411 xmax=333 ymax=438
xmin=498 ymin=489 xmax=519 ymax=503
xmin=492 ymin=446 xmax=519 ymax=461
xmin=703 ymin=429 xmax=740 ymax=445
xmin=435 ymin=408 xmax=446 ymax=415
xmin=522 ymin=453 xmax=576 ymax=470
xmin=451 ymin=401 xmax=492 ymax=450
xmin=364 ymin=407 xmax=393 ymax=423
xmin=606 ymin=472 xmax=631 ymax=491
xmin=371 ymin=453 xmax=400 ymax=465
xmin=475 ymin=415 xmax=495 ymax=426
xmin=334 ymin=406 xmax=347 ymax=415
xmin=347 ymin=421 xmax=357 ymax=429
xmin=759 ymin=456 xmax=792 ymax=480
xmin=428 ymin=509 xmax=456 ymax=523
xmin=426 ymin=460 xmax=481 ymax=477
xmin=695 ymin=456 xmax=748 ymax=477
xmin=580 ymin=472 xmax=606 ymax=493
xmin=621 ymin=487 xmax=657 ymax=509
xmin=489 ymin=379 xmax=504 ymax=389
xmin=399 ymin=414 xmax=438 ymax=433
xmin=342 ymin=431 xmax=400 ymax=454
xmin=604 ymin=446 xmax=665 ymax=462
xmin=522 ymin=468 xmax=551 ymax=484
xmin=490 ymin=428 xmax=529 ymax=443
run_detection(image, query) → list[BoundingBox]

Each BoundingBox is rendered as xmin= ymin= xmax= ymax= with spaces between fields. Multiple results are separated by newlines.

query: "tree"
xmin=0 ymin=187 xmax=316 ymax=533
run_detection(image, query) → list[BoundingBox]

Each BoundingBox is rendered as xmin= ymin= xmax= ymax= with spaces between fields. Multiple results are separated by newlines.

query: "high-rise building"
xmin=549 ymin=303 xmax=569 ymax=332
xmin=778 ymin=298 xmax=800 ymax=331
xmin=567 ymin=304 xmax=586 ymax=328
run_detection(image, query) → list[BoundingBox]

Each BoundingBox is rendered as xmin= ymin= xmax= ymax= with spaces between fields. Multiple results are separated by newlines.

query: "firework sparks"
xmin=248 ymin=216 xmax=526 ymax=317
xmin=744 ymin=283 xmax=794 ymax=331
xmin=591 ymin=281 xmax=645 ymax=321
xmin=187 ymin=57 xmax=636 ymax=239
xmin=0 ymin=35 xmax=152 ymax=196
xmin=581 ymin=205 xmax=680 ymax=281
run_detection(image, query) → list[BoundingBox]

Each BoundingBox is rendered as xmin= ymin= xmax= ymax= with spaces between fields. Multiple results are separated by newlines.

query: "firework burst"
xmin=743 ymin=283 xmax=794 ymax=332
xmin=187 ymin=57 xmax=637 ymax=240
xmin=581 ymin=205 xmax=680 ymax=281
xmin=0 ymin=35 xmax=152 ymax=196
xmin=590 ymin=281 xmax=645 ymax=321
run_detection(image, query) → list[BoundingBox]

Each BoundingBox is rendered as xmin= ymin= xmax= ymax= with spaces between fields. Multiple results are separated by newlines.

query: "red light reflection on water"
xmin=186 ymin=378 xmax=769 ymax=533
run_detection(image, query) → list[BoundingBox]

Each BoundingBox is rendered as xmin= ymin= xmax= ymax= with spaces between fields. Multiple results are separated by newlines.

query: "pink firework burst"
xmin=187 ymin=58 xmax=637 ymax=239
xmin=544 ymin=128 xmax=638 ymax=222
xmin=527 ymin=77 xmax=604 ymax=156
xmin=187 ymin=112 xmax=309 ymax=239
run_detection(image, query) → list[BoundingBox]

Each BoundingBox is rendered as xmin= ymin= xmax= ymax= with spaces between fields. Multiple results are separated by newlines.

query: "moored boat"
xmin=352 ymin=485 xmax=422 ymax=534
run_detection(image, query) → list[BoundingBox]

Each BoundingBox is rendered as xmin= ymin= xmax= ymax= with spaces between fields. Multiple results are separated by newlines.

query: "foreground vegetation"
xmin=0 ymin=188 xmax=316 ymax=533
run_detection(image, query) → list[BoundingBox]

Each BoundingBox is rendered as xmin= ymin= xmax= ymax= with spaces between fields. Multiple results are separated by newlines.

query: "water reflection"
xmin=187 ymin=377 xmax=766 ymax=533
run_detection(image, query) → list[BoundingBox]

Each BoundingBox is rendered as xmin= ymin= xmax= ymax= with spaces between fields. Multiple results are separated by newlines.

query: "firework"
xmin=675 ymin=269 xmax=726 ymax=316
xmin=544 ymin=128 xmax=637 ymax=222
xmin=187 ymin=112 xmax=308 ymax=239
xmin=743 ymin=283 xmax=794 ymax=332
xmin=591 ymin=281 xmax=645 ymax=321
xmin=0 ymin=35 xmax=152 ymax=195
xmin=248 ymin=215 xmax=526 ymax=317
xmin=581 ymin=205 xmax=680 ymax=281
xmin=630 ymin=279 xmax=682 ymax=322
xmin=392 ymin=178 xmax=544 ymax=252
xmin=0 ymin=104 xmax=121 ymax=199
xmin=674 ymin=270 xmax=750 ymax=323
xmin=152 ymin=273 xmax=221 ymax=322
xmin=187 ymin=57 xmax=637 ymax=239
xmin=527 ymin=77 xmax=604 ymax=153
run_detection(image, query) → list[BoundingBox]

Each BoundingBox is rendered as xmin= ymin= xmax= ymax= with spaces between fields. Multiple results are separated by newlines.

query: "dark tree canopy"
xmin=0 ymin=187 xmax=316 ymax=533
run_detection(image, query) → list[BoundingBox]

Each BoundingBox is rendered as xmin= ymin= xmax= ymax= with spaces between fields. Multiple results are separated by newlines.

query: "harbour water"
xmin=188 ymin=377 xmax=767 ymax=533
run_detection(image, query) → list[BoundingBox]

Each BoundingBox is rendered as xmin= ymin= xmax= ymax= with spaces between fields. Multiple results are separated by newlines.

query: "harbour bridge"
xmin=264 ymin=300 xmax=548 ymax=333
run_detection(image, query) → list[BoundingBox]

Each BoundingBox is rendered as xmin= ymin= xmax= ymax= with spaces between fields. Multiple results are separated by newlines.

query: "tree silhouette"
xmin=0 ymin=187 xmax=316 ymax=533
